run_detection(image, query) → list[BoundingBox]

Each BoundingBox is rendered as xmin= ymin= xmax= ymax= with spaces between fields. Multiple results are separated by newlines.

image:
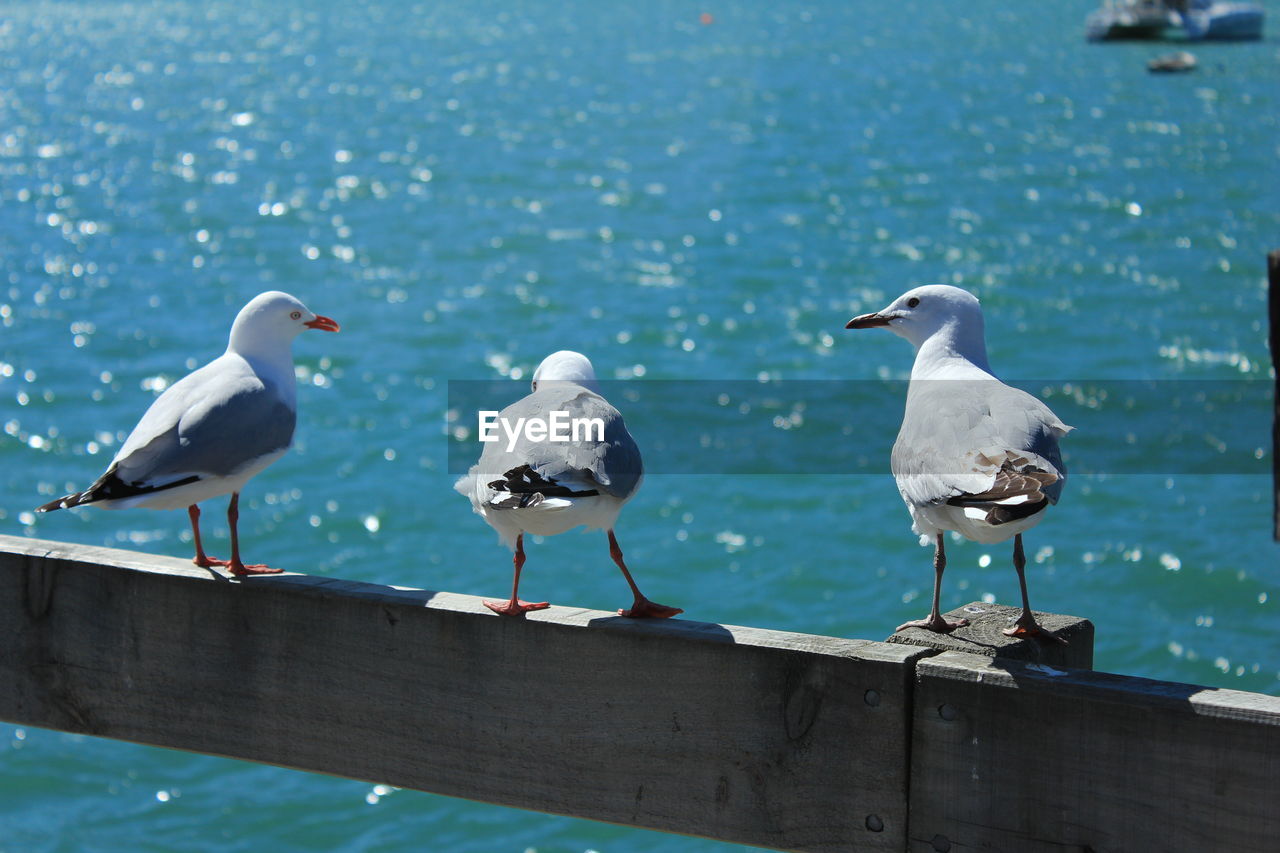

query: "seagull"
xmin=846 ymin=284 xmax=1072 ymax=641
xmin=37 ymin=291 xmax=340 ymax=575
xmin=455 ymin=350 xmax=682 ymax=619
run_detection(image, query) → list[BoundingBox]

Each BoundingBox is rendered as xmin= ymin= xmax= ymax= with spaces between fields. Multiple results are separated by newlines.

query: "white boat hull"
xmin=1183 ymin=3 xmax=1265 ymax=40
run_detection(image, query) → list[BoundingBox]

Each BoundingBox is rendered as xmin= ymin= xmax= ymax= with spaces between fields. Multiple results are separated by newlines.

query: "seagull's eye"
xmin=290 ymin=311 xmax=302 ymax=320
xmin=906 ymin=297 xmax=920 ymax=309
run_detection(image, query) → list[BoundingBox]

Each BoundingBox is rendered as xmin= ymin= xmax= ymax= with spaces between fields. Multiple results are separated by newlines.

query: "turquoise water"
xmin=2 ymin=0 xmax=1277 ymax=849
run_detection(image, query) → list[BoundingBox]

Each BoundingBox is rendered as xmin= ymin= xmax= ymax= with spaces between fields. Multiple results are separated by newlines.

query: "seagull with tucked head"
xmin=37 ymin=291 xmax=340 ymax=575
xmin=846 ymin=284 xmax=1072 ymax=641
xmin=455 ymin=350 xmax=682 ymax=619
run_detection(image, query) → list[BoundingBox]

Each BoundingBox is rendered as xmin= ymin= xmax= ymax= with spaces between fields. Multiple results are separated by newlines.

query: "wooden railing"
xmin=2 ymin=534 xmax=1276 ymax=851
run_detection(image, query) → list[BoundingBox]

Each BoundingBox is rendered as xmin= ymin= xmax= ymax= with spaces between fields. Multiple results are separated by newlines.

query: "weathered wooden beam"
xmin=908 ymin=651 xmax=1280 ymax=852
xmin=1268 ymin=248 xmax=1280 ymax=541
xmin=887 ymin=601 xmax=1094 ymax=669
xmin=10 ymin=535 xmax=1280 ymax=851
xmin=0 ymin=534 xmax=927 ymax=853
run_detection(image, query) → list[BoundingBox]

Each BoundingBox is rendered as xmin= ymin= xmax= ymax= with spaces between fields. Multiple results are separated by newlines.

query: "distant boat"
xmin=1147 ymin=50 xmax=1199 ymax=72
xmin=1086 ymin=0 xmax=1178 ymax=41
xmin=1086 ymin=0 xmax=1264 ymax=40
xmin=1178 ymin=0 xmax=1265 ymax=40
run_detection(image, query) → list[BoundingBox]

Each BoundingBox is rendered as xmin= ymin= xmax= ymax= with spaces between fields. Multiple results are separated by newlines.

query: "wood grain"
xmin=887 ymin=601 xmax=1094 ymax=669
xmin=10 ymin=534 xmax=1277 ymax=851
xmin=0 ymin=534 xmax=926 ymax=852
xmin=908 ymin=651 xmax=1280 ymax=852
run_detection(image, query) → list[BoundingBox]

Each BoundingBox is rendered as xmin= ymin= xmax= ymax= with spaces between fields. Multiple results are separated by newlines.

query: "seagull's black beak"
xmin=305 ymin=315 xmax=341 ymax=332
xmin=845 ymin=312 xmax=891 ymax=330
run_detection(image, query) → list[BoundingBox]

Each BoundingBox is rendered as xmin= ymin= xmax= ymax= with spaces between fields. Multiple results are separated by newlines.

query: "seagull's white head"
xmin=845 ymin=284 xmax=987 ymax=359
xmin=228 ymin=291 xmax=340 ymax=355
xmin=531 ymin=350 xmax=601 ymax=394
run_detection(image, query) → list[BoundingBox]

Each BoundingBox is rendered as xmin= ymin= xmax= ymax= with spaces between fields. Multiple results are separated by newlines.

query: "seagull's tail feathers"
xmin=486 ymin=492 xmax=574 ymax=511
xmin=35 ymin=465 xmax=200 ymax=513
xmin=36 ymin=490 xmax=91 ymax=512
xmin=947 ymin=451 xmax=1060 ymax=526
xmin=957 ymin=495 xmax=1048 ymax=526
xmin=483 ymin=464 xmax=596 ymax=512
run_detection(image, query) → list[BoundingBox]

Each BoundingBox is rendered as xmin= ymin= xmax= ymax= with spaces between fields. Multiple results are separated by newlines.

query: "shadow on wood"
xmin=3 ymin=534 xmax=1279 ymax=852
xmin=0 ymin=534 xmax=924 ymax=853
xmin=887 ymin=601 xmax=1094 ymax=669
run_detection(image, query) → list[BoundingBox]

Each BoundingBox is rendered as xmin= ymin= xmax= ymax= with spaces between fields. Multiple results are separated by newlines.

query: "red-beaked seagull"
xmin=455 ymin=350 xmax=682 ymax=619
xmin=37 ymin=291 xmax=339 ymax=575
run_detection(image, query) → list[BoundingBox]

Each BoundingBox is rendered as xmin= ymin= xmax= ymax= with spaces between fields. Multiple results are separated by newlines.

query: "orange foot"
xmin=619 ymin=598 xmax=683 ymax=619
xmin=897 ymin=615 xmax=969 ymax=634
xmin=194 ymin=555 xmax=231 ymax=568
xmin=1003 ymin=620 xmax=1067 ymax=644
xmin=484 ymin=598 xmax=550 ymax=616
xmin=228 ymin=561 xmax=284 ymax=576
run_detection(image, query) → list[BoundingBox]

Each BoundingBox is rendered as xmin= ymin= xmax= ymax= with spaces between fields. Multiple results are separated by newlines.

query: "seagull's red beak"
xmin=305 ymin=315 xmax=340 ymax=332
xmin=845 ymin=312 xmax=891 ymax=330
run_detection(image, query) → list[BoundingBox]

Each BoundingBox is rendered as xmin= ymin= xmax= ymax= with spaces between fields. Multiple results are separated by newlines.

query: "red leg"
xmin=485 ymin=533 xmax=549 ymax=615
xmin=609 ymin=530 xmax=682 ymax=619
xmin=1002 ymin=534 xmax=1065 ymax=644
xmin=189 ymin=504 xmax=230 ymax=568
xmin=897 ymin=534 xmax=969 ymax=634
xmin=225 ymin=492 xmax=282 ymax=576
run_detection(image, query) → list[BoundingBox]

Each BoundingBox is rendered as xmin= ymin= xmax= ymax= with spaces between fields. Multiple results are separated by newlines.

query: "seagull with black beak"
xmin=846 ymin=284 xmax=1071 ymax=641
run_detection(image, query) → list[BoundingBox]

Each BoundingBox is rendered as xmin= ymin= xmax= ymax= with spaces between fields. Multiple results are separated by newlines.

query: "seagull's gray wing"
xmin=475 ymin=383 xmax=642 ymax=502
xmin=891 ymin=379 xmax=1069 ymax=511
xmin=543 ymin=386 xmax=642 ymax=498
xmin=985 ymin=384 xmax=1069 ymax=504
xmin=38 ymin=354 xmax=297 ymax=512
xmin=112 ymin=358 xmax=296 ymax=487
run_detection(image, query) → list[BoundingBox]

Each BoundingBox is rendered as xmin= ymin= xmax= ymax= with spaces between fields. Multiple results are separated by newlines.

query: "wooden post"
xmin=908 ymin=651 xmax=1280 ymax=851
xmin=1269 ymin=249 xmax=1280 ymax=541
xmin=886 ymin=601 xmax=1094 ymax=670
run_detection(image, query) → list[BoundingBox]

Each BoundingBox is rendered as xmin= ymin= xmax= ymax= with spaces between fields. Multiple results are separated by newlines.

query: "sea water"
xmin=1 ymin=1 xmax=1276 ymax=850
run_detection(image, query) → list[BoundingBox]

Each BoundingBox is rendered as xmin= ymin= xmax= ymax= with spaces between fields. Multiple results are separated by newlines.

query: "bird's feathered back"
xmin=891 ymin=378 xmax=1069 ymax=511
xmin=472 ymin=382 xmax=642 ymax=503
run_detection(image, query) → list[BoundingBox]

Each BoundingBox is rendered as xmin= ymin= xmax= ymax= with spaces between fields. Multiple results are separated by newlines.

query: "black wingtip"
xmin=37 ymin=466 xmax=201 ymax=513
xmin=487 ymin=464 xmax=599 ymax=499
xmin=35 ymin=496 xmax=75 ymax=513
xmin=984 ymin=498 xmax=1050 ymax=525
